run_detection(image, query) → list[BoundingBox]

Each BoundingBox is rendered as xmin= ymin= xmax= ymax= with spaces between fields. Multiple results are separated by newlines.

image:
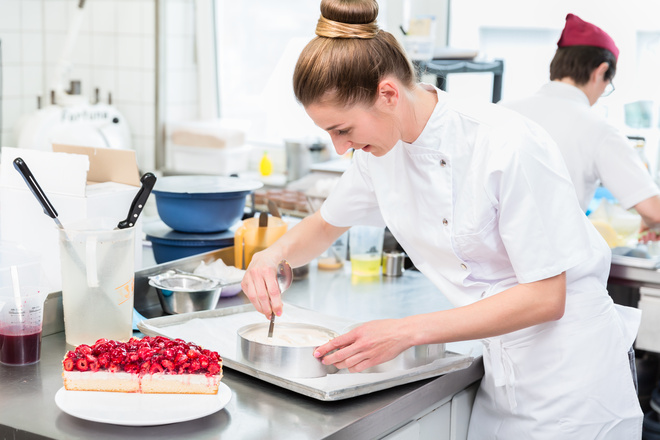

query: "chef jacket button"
xmin=442 ymin=218 xmax=449 ymax=226
xmin=460 ymin=263 xmax=467 ymax=270
xmin=440 ymin=159 xmax=447 ymax=167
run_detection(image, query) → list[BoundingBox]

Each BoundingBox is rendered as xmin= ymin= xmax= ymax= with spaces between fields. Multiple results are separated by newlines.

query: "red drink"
xmin=0 ymin=326 xmax=42 ymax=365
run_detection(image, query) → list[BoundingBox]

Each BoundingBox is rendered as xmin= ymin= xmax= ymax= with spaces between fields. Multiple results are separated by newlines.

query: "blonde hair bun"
xmin=316 ymin=0 xmax=379 ymax=39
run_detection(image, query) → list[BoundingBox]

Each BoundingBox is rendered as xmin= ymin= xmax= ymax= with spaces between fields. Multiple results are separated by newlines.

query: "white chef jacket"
xmin=321 ymin=85 xmax=642 ymax=438
xmin=501 ymin=81 xmax=659 ymax=211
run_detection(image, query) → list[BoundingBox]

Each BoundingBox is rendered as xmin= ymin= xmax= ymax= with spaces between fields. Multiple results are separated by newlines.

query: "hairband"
xmin=315 ymin=15 xmax=379 ymax=39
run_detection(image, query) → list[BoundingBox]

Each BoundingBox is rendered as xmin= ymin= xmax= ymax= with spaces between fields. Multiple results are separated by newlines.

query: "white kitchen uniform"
xmin=501 ymin=81 xmax=659 ymax=212
xmin=321 ymin=85 xmax=643 ymax=438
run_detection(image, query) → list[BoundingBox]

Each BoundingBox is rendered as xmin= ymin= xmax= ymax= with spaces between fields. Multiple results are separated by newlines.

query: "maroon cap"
xmin=557 ymin=13 xmax=619 ymax=60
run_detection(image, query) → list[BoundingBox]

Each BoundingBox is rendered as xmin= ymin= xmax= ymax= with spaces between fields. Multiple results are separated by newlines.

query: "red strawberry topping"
xmin=63 ymin=336 xmax=222 ymax=377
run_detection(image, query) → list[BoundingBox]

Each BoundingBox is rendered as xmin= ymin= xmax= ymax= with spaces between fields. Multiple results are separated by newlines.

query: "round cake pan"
xmin=237 ymin=323 xmax=338 ymax=378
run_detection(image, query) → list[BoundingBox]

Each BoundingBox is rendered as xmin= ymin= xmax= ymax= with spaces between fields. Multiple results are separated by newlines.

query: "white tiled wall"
xmin=0 ymin=0 xmax=158 ymax=171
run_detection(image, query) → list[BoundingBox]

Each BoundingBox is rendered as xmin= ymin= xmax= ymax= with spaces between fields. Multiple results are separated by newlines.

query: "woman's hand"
xmin=241 ymin=251 xmax=285 ymax=319
xmin=313 ymin=319 xmax=413 ymax=372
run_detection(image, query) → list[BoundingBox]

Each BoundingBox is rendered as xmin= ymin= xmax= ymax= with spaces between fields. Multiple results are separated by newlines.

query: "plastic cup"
xmin=349 ymin=226 xmax=385 ymax=277
xmin=0 ymin=244 xmax=46 ymax=366
xmin=0 ymin=289 xmax=46 ymax=366
xmin=318 ymin=232 xmax=348 ymax=271
xmin=58 ymin=218 xmax=135 ymax=346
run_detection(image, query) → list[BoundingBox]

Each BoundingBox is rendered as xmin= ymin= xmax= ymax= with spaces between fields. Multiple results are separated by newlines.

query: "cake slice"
xmin=62 ymin=336 xmax=222 ymax=394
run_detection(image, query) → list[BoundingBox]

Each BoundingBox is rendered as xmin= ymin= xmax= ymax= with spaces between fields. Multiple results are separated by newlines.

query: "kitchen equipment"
xmin=382 ymin=251 xmax=406 ymax=277
xmin=148 ymin=270 xmax=222 ymax=315
xmin=269 ymin=260 xmax=292 ymax=338
xmin=349 ymin=226 xmax=385 ymax=277
xmin=238 ymin=322 xmax=338 ymax=378
xmin=145 ymin=221 xmax=236 ymax=265
xmin=234 ymin=216 xmax=288 ymax=269
xmin=285 ymin=138 xmax=330 ymax=182
xmin=152 ymin=175 xmax=263 ymax=233
xmin=0 ymin=244 xmax=47 ymax=366
xmin=58 ymin=217 xmax=135 ymax=346
xmin=116 ymin=172 xmax=156 ymax=229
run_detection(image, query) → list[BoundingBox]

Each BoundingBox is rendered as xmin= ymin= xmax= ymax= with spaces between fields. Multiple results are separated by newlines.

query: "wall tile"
xmin=117 ymin=35 xmax=142 ymax=69
xmin=3 ymin=65 xmax=22 ymax=98
xmin=2 ymin=97 xmax=25 ymax=140
xmin=21 ymin=65 xmax=43 ymax=97
xmin=142 ymin=70 xmax=156 ymax=104
xmin=91 ymin=34 xmax=116 ymax=67
xmin=44 ymin=32 xmax=67 ymax=64
xmin=142 ymin=0 xmax=156 ymax=37
xmin=90 ymin=0 xmax=116 ymax=34
xmin=117 ymin=0 xmax=143 ymax=34
xmin=20 ymin=0 xmax=43 ymax=32
xmin=21 ymin=32 xmax=43 ymax=65
xmin=142 ymin=35 xmax=155 ymax=70
xmin=0 ymin=0 xmax=21 ymax=32
xmin=43 ymin=0 xmax=70 ymax=32
xmin=115 ymin=69 xmax=142 ymax=103
xmin=0 ymin=32 xmax=21 ymax=65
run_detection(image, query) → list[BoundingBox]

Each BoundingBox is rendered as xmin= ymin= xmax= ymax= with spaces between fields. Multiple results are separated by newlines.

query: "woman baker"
xmin=241 ymin=1 xmax=643 ymax=437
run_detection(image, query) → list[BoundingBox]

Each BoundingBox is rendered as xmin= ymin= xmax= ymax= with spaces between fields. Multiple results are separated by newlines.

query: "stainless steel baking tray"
xmin=137 ymin=304 xmax=473 ymax=401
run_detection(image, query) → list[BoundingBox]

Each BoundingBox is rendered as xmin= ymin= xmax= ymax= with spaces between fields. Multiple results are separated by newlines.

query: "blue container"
xmin=153 ymin=175 xmax=263 ymax=233
xmin=145 ymin=222 xmax=236 ymax=264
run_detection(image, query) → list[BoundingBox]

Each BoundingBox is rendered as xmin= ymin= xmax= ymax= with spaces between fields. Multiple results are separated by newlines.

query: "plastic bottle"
xmin=259 ymin=151 xmax=272 ymax=176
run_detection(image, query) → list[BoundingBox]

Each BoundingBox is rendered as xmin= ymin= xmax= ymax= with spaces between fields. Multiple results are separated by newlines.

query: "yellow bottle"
xmin=259 ymin=151 xmax=272 ymax=176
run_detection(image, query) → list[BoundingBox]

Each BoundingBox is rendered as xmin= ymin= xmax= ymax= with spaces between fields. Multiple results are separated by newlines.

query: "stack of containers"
xmin=146 ymin=175 xmax=263 ymax=269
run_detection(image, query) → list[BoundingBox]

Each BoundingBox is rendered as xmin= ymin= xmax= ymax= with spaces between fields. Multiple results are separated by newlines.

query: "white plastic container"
xmin=170 ymin=144 xmax=252 ymax=175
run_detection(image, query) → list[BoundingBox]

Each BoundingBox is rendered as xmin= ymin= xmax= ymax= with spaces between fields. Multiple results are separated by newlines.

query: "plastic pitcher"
xmin=58 ymin=218 xmax=135 ymax=346
xmin=349 ymin=226 xmax=385 ymax=277
xmin=0 ymin=244 xmax=47 ymax=366
xmin=234 ymin=216 xmax=288 ymax=269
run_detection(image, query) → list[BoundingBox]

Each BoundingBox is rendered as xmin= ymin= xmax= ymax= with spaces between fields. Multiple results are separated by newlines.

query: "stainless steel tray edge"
xmin=137 ymin=306 xmax=474 ymax=401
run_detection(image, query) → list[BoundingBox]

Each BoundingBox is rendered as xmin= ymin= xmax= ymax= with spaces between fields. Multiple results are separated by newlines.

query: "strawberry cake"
xmin=62 ymin=336 xmax=222 ymax=394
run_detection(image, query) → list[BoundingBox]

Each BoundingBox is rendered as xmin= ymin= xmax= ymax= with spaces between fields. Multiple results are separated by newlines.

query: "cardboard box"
xmin=0 ymin=145 xmax=143 ymax=293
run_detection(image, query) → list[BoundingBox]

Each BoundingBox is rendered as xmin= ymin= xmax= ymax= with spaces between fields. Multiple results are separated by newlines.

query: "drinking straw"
xmin=10 ymin=265 xmax=23 ymax=324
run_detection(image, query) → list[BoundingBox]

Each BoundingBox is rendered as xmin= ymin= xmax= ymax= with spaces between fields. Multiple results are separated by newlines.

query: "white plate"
xmin=55 ymin=382 xmax=231 ymax=426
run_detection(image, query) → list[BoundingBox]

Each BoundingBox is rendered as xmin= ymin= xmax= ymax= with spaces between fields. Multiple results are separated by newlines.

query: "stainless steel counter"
xmin=0 ymin=250 xmax=483 ymax=439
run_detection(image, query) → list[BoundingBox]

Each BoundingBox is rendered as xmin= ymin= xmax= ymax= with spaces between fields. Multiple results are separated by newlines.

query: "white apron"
xmin=468 ymin=292 xmax=642 ymax=439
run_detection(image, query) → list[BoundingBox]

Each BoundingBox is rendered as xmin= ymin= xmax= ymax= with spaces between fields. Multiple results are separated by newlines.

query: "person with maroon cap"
xmin=503 ymin=13 xmax=660 ymax=229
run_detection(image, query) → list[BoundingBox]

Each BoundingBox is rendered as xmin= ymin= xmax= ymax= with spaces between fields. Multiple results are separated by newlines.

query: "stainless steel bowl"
xmin=237 ymin=322 xmax=338 ymax=378
xmin=148 ymin=270 xmax=222 ymax=314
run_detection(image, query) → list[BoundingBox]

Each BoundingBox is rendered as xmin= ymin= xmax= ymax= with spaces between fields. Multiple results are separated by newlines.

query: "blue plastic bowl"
xmin=153 ymin=176 xmax=263 ymax=233
xmin=145 ymin=223 xmax=236 ymax=264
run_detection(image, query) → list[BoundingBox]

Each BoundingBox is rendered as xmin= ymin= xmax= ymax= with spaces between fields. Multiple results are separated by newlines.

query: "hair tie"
xmin=315 ymin=15 xmax=379 ymax=39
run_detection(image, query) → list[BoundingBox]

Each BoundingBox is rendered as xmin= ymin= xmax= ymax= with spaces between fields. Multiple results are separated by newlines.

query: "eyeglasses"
xmin=602 ymin=79 xmax=615 ymax=97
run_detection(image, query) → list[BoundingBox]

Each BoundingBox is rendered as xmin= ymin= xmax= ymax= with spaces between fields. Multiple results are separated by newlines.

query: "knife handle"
xmin=117 ymin=172 xmax=157 ymax=229
xmin=13 ymin=157 xmax=59 ymax=219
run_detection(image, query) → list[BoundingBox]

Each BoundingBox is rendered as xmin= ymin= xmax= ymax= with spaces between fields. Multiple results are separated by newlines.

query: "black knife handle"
xmin=117 ymin=172 xmax=157 ymax=229
xmin=13 ymin=157 xmax=59 ymax=219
